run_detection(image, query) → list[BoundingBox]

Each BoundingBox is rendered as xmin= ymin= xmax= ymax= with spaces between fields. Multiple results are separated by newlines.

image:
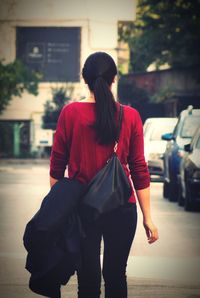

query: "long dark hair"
xmin=82 ymin=52 xmax=118 ymax=145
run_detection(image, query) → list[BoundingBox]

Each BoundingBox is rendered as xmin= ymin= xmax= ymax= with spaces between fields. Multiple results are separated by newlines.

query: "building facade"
xmin=0 ymin=0 xmax=136 ymax=157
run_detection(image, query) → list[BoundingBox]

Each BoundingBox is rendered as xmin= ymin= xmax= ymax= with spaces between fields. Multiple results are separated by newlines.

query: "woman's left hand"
xmin=143 ymin=219 xmax=159 ymax=244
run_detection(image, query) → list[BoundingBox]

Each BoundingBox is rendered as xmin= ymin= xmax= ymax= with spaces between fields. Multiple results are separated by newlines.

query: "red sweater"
xmin=50 ymin=102 xmax=150 ymax=203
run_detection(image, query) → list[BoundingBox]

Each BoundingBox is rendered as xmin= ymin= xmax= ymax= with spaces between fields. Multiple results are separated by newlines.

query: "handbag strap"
xmin=114 ymin=104 xmax=123 ymax=153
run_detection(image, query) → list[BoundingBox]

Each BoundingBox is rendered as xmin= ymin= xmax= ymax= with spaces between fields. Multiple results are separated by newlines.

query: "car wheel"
xmin=184 ymin=181 xmax=194 ymax=211
xmin=177 ymin=180 xmax=184 ymax=206
xmin=168 ymin=181 xmax=178 ymax=202
xmin=163 ymin=181 xmax=170 ymax=198
xmin=167 ymin=164 xmax=178 ymax=202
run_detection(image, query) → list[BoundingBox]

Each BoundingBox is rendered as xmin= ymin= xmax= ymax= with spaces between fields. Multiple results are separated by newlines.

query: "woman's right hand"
xmin=143 ymin=219 xmax=159 ymax=244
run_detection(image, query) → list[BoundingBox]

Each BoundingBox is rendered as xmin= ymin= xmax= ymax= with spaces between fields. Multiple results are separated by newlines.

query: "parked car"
xmin=162 ymin=106 xmax=200 ymax=201
xmin=178 ymin=126 xmax=200 ymax=211
xmin=143 ymin=117 xmax=178 ymax=181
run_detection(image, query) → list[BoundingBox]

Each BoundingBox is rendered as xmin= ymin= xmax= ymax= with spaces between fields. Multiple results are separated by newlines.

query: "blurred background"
xmin=0 ymin=1 xmax=200 ymax=297
xmin=0 ymin=0 xmax=199 ymax=159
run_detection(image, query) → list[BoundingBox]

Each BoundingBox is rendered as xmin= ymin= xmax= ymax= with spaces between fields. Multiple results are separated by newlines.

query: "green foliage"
xmin=119 ymin=0 xmax=200 ymax=73
xmin=0 ymin=60 xmax=41 ymax=114
xmin=42 ymin=85 xmax=74 ymax=130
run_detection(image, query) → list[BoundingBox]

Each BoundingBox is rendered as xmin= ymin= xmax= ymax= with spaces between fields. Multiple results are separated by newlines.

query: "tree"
xmin=42 ymin=85 xmax=74 ymax=130
xmin=119 ymin=0 xmax=200 ymax=73
xmin=0 ymin=60 xmax=41 ymax=114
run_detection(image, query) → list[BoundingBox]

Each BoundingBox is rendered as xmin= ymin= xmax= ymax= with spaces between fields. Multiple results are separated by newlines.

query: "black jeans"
xmin=77 ymin=203 xmax=137 ymax=298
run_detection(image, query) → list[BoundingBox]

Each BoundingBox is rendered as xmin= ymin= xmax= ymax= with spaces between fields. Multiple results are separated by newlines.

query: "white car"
xmin=143 ymin=117 xmax=178 ymax=181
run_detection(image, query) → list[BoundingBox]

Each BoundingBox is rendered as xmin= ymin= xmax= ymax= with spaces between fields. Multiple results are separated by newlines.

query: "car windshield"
xmin=150 ymin=122 xmax=176 ymax=141
xmin=180 ymin=116 xmax=200 ymax=138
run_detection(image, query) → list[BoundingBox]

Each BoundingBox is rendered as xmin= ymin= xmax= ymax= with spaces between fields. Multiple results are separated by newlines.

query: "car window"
xmin=195 ymin=136 xmax=200 ymax=149
xmin=150 ymin=122 xmax=176 ymax=141
xmin=180 ymin=116 xmax=200 ymax=138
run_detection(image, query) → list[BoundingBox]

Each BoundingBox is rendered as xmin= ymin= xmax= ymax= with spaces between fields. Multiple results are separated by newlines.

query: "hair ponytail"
xmin=82 ymin=52 xmax=118 ymax=145
xmin=93 ymin=77 xmax=117 ymax=144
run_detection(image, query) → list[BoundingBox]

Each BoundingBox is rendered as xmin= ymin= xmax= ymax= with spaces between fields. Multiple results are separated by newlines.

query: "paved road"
xmin=0 ymin=160 xmax=200 ymax=297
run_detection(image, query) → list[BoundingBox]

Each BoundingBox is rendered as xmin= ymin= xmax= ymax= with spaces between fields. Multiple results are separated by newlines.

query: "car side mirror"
xmin=161 ymin=133 xmax=174 ymax=141
xmin=184 ymin=143 xmax=192 ymax=152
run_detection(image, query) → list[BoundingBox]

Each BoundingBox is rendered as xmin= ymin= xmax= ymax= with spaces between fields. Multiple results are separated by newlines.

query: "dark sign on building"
xmin=16 ymin=27 xmax=80 ymax=82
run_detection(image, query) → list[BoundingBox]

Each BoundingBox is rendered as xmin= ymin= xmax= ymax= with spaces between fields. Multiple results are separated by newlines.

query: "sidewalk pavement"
xmin=1 ymin=275 xmax=200 ymax=298
xmin=1 ymin=252 xmax=200 ymax=298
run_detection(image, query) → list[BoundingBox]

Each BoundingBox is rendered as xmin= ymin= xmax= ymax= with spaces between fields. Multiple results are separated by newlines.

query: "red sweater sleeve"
xmin=50 ymin=107 xmax=69 ymax=179
xmin=127 ymin=110 xmax=150 ymax=190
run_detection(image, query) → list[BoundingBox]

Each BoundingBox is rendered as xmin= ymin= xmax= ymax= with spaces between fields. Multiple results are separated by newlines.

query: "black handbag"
xmin=80 ymin=104 xmax=132 ymax=222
